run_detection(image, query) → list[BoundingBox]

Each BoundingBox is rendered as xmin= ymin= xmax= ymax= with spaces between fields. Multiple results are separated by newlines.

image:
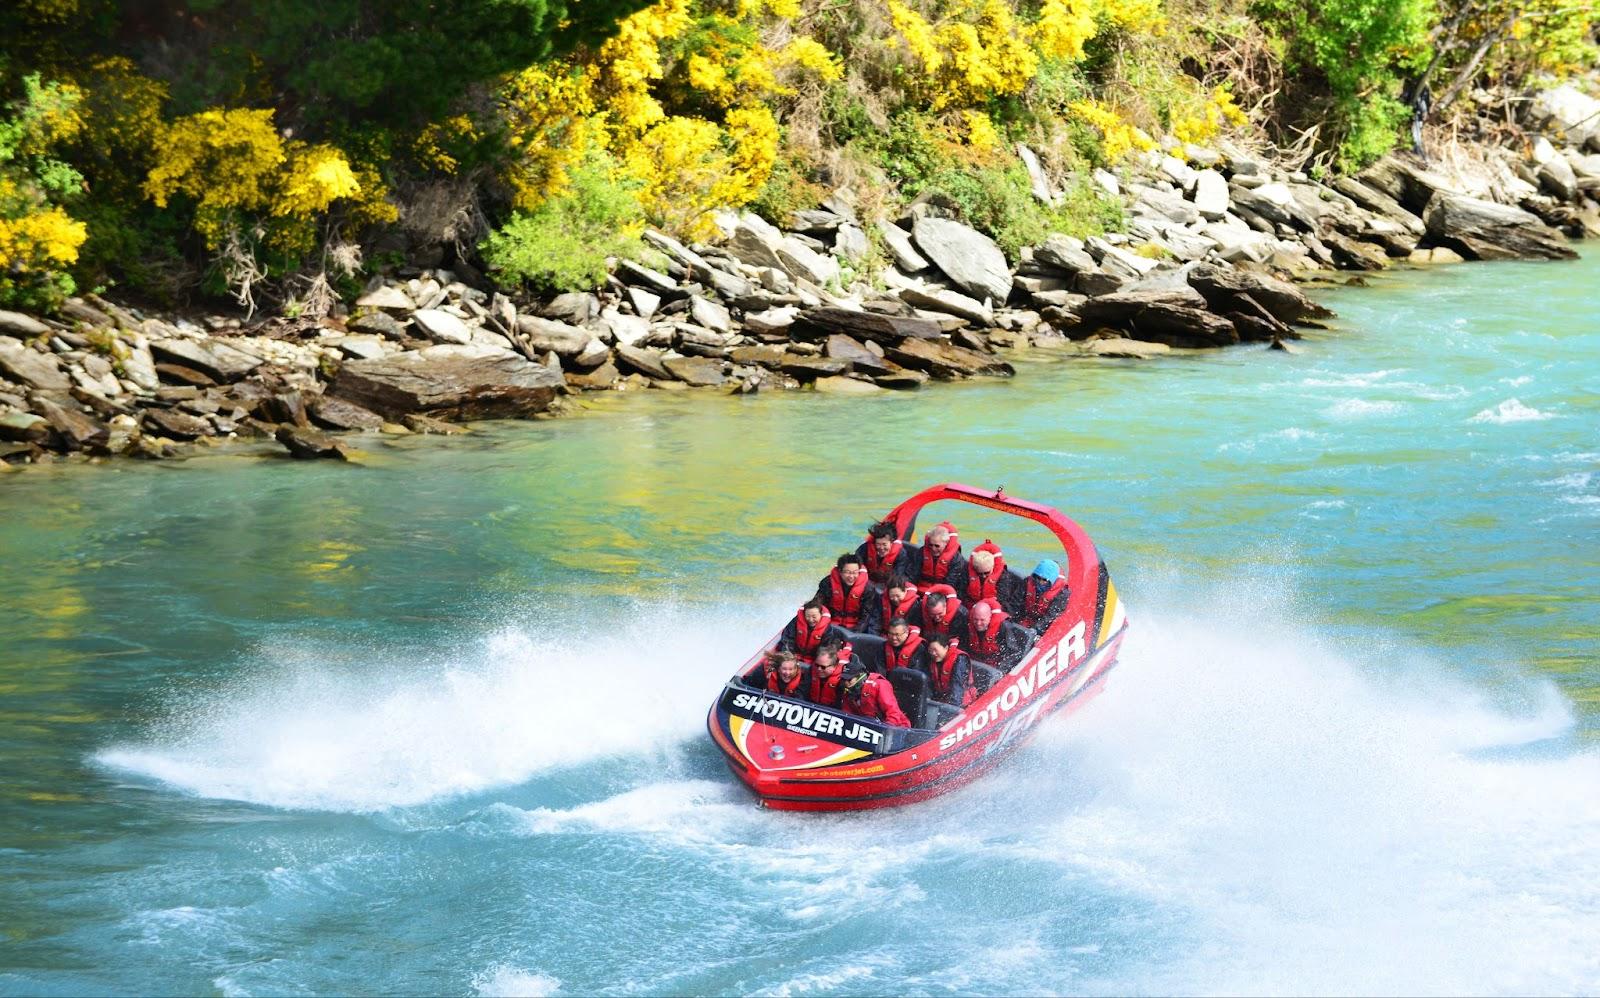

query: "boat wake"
xmin=95 ymin=583 xmax=1600 ymax=993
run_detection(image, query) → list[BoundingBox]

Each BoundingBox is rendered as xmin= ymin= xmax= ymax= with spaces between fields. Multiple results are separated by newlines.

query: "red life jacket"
xmin=765 ymin=668 xmax=804 ymax=696
xmin=927 ymin=647 xmax=974 ymax=706
xmin=809 ymin=664 xmax=843 ymax=707
xmin=919 ymin=522 xmax=961 ymax=584
xmin=922 ymin=584 xmax=962 ymax=639
xmin=864 ymin=537 xmax=904 ymax=584
xmin=824 ymin=567 xmax=869 ymax=629
xmin=966 ymin=599 xmax=1009 ymax=662
xmin=1021 ymin=576 xmax=1069 ymax=629
xmin=881 ymin=583 xmax=920 ymax=627
xmin=963 ymin=541 xmax=1007 ymax=605
xmin=792 ymin=606 xmax=833 ymax=660
xmin=883 ymin=627 xmax=924 ymax=671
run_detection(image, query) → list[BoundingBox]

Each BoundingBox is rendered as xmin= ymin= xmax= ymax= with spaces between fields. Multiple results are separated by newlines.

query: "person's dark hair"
xmin=885 ymin=572 xmax=912 ymax=593
xmin=803 ymin=597 xmax=824 ymax=612
xmin=869 ymin=520 xmax=896 ymax=541
xmin=925 ymin=592 xmax=947 ymax=608
xmin=927 ymin=634 xmax=951 ymax=651
xmin=888 ymin=616 xmax=910 ymax=631
xmin=837 ymin=552 xmax=863 ymax=570
xmin=818 ymin=640 xmax=844 ymax=658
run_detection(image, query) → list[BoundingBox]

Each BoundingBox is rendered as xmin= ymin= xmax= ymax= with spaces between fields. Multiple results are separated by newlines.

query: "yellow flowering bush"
xmin=1172 ymin=86 xmax=1249 ymax=147
xmin=1070 ymin=99 xmax=1156 ymax=162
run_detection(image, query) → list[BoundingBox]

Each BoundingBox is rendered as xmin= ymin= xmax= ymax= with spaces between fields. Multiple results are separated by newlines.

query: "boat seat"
xmin=887 ymin=667 xmax=931 ymax=729
xmin=928 ymin=701 xmax=963 ymax=730
xmin=971 ymin=662 xmax=1003 ymax=696
xmin=848 ymin=634 xmax=888 ymax=674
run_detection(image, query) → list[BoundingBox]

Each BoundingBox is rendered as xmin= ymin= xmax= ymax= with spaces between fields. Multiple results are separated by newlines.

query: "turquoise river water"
xmin=1 ymin=253 xmax=1598 ymax=996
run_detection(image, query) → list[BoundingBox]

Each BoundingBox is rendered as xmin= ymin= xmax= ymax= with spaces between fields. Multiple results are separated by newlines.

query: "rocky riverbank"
xmin=2 ymin=85 xmax=1597 ymax=468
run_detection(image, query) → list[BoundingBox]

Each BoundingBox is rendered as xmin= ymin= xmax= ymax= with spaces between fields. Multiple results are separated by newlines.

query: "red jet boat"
xmin=707 ymin=483 xmax=1129 ymax=811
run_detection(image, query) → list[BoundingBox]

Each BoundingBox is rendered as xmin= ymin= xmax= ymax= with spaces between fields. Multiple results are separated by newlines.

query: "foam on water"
xmin=95 ymin=604 xmax=768 ymax=811
xmin=1323 ymin=398 xmax=1404 ymax=419
xmin=473 ymin=965 xmax=562 ymax=997
xmin=1471 ymin=398 xmax=1556 ymax=423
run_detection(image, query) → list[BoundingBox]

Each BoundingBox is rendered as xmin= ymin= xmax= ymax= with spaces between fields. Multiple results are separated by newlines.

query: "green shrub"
xmin=480 ymin=156 xmax=645 ymax=294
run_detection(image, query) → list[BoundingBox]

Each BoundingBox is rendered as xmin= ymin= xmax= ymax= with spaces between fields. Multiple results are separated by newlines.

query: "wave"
xmin=94 ymin=604 xmax=769 ymax=812
xmin=1323 ymin=398 xmax=1404 ymax=419
xmin=1471 ymin=398 xmax=1556 ymax=424
xmin=472 ymin=966 xmax=561 ymax=997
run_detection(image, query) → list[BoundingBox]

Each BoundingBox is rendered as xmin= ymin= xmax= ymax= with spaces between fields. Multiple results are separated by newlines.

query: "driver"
xmin=839 ymin=661 xmax=910 ymax=727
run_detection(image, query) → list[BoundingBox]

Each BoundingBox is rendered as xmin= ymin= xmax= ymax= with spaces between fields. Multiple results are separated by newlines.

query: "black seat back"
xmin=971 ymin=662 xmax=1003 ymax=696
xmin=888 ymin=667 xmax=931 ymax=729
xmin=848 ymin=633 xmax=888 ymax=674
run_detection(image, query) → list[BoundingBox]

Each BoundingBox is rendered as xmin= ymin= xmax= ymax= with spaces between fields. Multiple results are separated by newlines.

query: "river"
xmin=1 ymin=253 xmax=1597 ymax=996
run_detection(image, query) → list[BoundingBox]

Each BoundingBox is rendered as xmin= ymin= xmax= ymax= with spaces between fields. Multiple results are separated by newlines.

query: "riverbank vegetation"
xmin=2 ymin=0 xmax=1596 ymax=316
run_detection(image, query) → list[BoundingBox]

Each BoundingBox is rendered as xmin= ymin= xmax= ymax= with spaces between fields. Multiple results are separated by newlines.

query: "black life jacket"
xmin=793 ymin=607 xmax=833 ymax=659
xmin=919 ymin=524 xmax=961 ymax=584
xmin=966 ymin=602 xmax=1009 ymax=662
xmin=883 ymin=627 xmax=925 ymax=671
xmin=825 ymin=567 xmax=869 ymax=629
xmin=963 ymin=542 xmax=1007 ymax=605
xmin=864 ymin=537 xmax=904 ymax=585
xmin=928 ymin=647 xmax=972 ymax=706
xmin=1021 ymin=576 xmax=1069 ymax=628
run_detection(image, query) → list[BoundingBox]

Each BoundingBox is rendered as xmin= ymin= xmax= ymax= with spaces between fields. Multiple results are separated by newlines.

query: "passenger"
xmin=920 ymin=585 xmax=968 ymax=644
xmin=862 ymin=573 xmax=923 ymax=635
xmin=761 ymin=650 xmax=807 ymax=697
xmin=882 ymin=617 xmax=929 ymax=672
xmin=962 ymin=540 xmax=1023 ymax=617
xmin=780 ymin=599 xmax=845 ymax=661
xmin=964 ymin=598 xmax=1031 ymax=670
xmin=923 ymin=634 xmax=974 ymax=707
xmin=916 ymin=520 xmax=967 ymax=591
xmin=839 ymin=661 xmax=911 ymax=727
xmin=856 ymin=520 xmax=918 ymax=586
xmin=808 ymin=642 xmax=849 ymax=707
xmin=1019 ymin=559 xmax=1071 ymax=634
xmin=815 ymin=552 xmax=873 ymax=631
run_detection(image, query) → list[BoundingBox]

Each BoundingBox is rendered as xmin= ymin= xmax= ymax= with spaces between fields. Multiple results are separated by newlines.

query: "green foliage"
xmin=1252 ymin=0 xmax=1433 ymax=169
xmin=481 ymin=157 xmax=646 ymax=294
xmin=748 ymin=147 xmax=829 ymax=226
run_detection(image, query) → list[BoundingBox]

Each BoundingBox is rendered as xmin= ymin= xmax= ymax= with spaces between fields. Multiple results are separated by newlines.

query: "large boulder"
xmin=411 ymin=309 xmax=474 ymax=345
xmin=912 ymin=217 xmax=1012 ymax=302
xmin=1331 ymin=177 xmax=1426 ymax=235
xmin=0 ymin=336 xmax=70 ymax=391
xmin=612 ymin=344 xmax=674 ymax=381
xmin=876 ymin=221 xmax=930 ymax=272
xmin=0 ymin=310 xmax=51 ymax=338
xmin=1032 ymin=235 xmax=1097 ymax=275
xmin=1527 ymin=85 xmax=1600 ymax=152
xmin=662 ymin=355 xmax=726 ymax=387
xmin=1358 ymin=157 xmax=1456 ymax=216
xmin=899 ymin=285 xmax=992 ymax=326
xmin=1422 ymin=193 xmax=1578 ymax=261
xmin=1191 ymin=170 xmax=1230 ymax=220
xmin=330 ymin=349 xmax=564 ymax=419
xmin=149 ymin=338 xmax=261 ymax=383
xmin=1186 ymin=265 xmax=1334 ymax=324
xmin=792 ymin=307 xmax=943 ymax=345
xmin=885 ymin=338 xmax=1013 ymax=379
xmin=275 ymin=424 xmax=352 ymax=460
xmin=515 ymin=316 xmax=591 ymax=357
xmin=32 ymin=397 xmax=109 ymax=451
xmin=1077 ymin=288 xmax=1208 ymax=326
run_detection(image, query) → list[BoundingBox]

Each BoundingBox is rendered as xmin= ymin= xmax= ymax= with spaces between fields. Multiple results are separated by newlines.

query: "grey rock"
xmin=792 ymin=307 xmax=944 ymax=345
xmin=542 ymin=292 xmax=597 ymax=325
xmin=834 ymin=224 xmax=869 ymax=262
xmin=572 ymin=338 xmax=611 ymax=370
xmin=612 ymin=345 xmax=674 ymax=381
xmin=0 ymin=310 xmax=51 ymax=338
xmin=330 ymin=351 xmax=565 ymax=419
xmin=727 ymin=212 xmax=787 ymax=270
xmin=885 ymin=338 xmax=1013 ymax=379
xmin=565 ymin=360 xmax=620 ymax=390
xmin=877 ymin=221 xmax=930 ymax=272
xmin=0 ymin=336 xmax=70 ymax=391
xmin=1132 ymin=184 xmax=1201 ymax=225
xmin=824 ymin=334 xmax=889 ymax=373
xmin=689 ymin=296 xmax=732 ymax=335
xmin=1187 ymin=265 xmax=1334 ymax=324
xmin=616 ymin=259 xmax=678 ymax=294
xmin=730 ymin=344 xmax=785 ymax=367
xmin=626 ymin=286 xmax=662 ymax=319
xmin=912 ymin=217 xmax=1012 ymax=302
xmin=1017 ymin=143 xmax=1058 ymax=204
xmin=662 ymin=355 xmax=726 ymax=387
xmin=1085 ymin=338 xmax=1172 ymax=359
xmin=309 ymin=396 xmax=385 ymax=432
xmin=1527 ymin=85 xmax=1600 ymax=151
xmin=745 ymin=306 xmax=798 ymax=335
xmin=275 ymin=424 xmax=352 ymax=460
xmin=780 ymin=354 xmax=851 ymax=380
xmin=0 ymin=410 xmax=50 ymax=443
xmin=776 ymin=236 xmax=840 ymax=286
xmin=790 ymin=209 xmax=844 ymax=233
xmin=516 ymin=316 xmax=591 ymax=357
xmin=1423 ymin=193 xmax=1577 ymax=261
xmin=348 ymin=312 xmax=409 ymax=340
xmin=1192 ymin=170 xmax=1230 ymax=220
xmin=329 ymin=336 xmax=388 ymax=361
xmin=141 ymin=407 xmax=212 ymax=440
xmin=899 ymin=285 xmax=992 ymax=325
xmin=354 ymin=285 xmax=416 ymax=312
xmin=1331 ymin=176 xmax=1426 ymax=235
xmin=151 ymin=338 xmax=262 ymax=383
xmin=412 ymin=309 xmax=474 ymax=345
xmin=1569 ymin=152 xmax=1600 ymax=191
xmin=598 ymin=308 xmax=651 ymax=348
xmin=1033 ymin=234 xmax=1096 ymax=274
